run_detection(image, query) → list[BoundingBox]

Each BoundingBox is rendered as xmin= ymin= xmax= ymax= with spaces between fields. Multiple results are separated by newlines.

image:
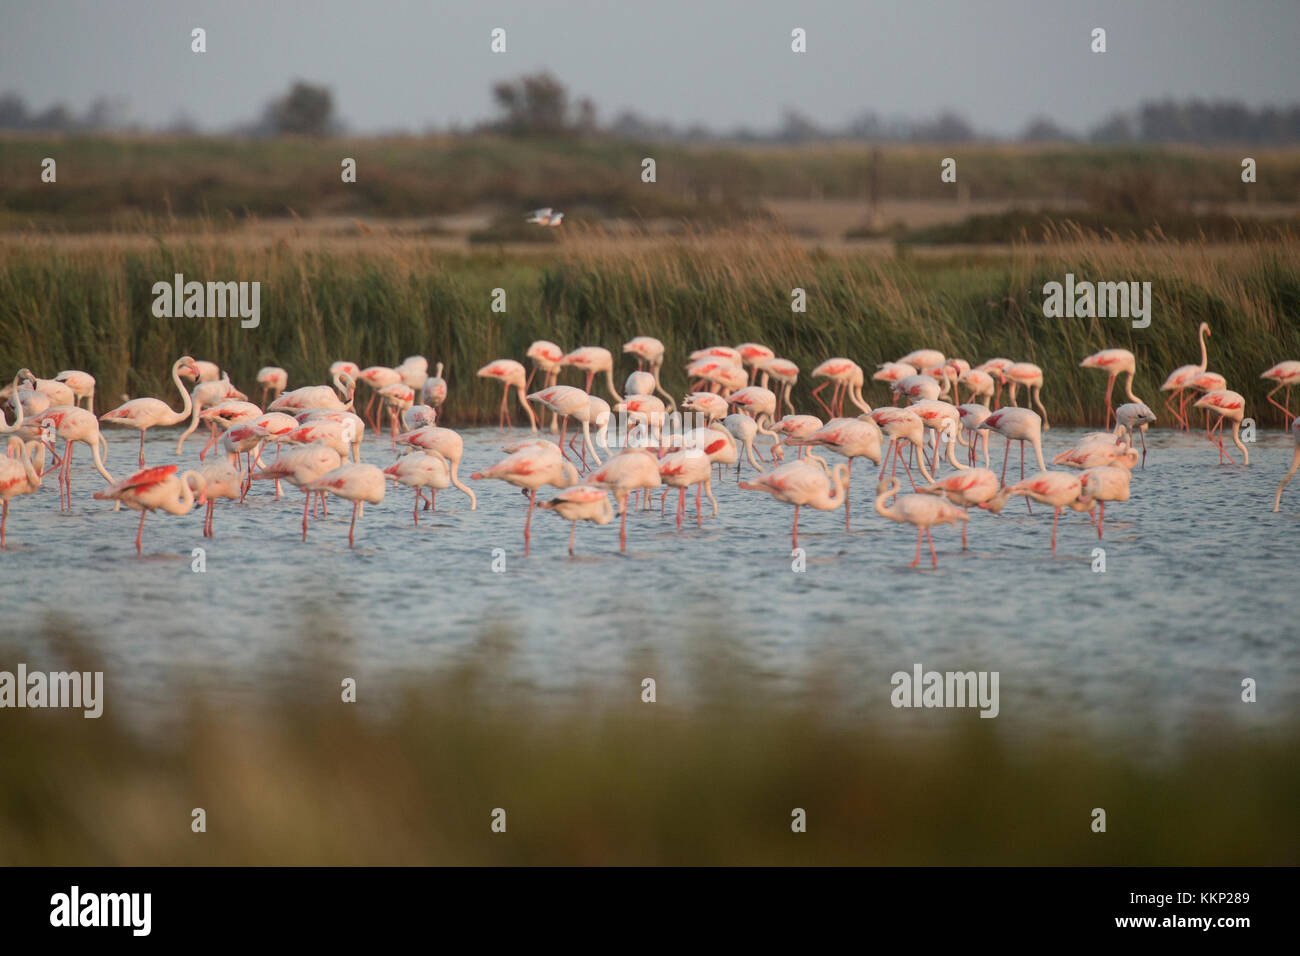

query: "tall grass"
xmin=2 ymin=627 xmax=1296 ymax=865
xmin=1 ymin=228 xmax=1297 ymax=426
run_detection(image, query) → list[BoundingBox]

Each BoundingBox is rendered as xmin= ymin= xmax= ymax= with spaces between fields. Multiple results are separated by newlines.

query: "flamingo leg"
xmin=619 ymin=504 xmax=628 ymax=552
xmin=696 ymin=482 xmax=703 ymax=528
xmin=302 ymin=490 xmax=310 ymax=541
xmin=910 ymin=526 xmax=922 ymax=567
xmin=961 ymin=508 xmax=968 ymax=549
xmin=1050 ymin=507 xmax=1059 ymax=554
xmin=413 ymin=489 xmax=420 ymax=526
xmin=1 ymin=500 xmax=6 ymax=548
xmin=349 ymin=500 xmax=359 ymax=547
xmin=569 ymin=520 xmax=577 ymax=555
xmin=1097 ymin=501 xmax=1105 ymax=539
xmin=844 ymin=458 xmax=853 ymax=530
xmin=138 ymin=429 xmax=146 ymax=468
xmin=1266 ymin=383 xmax=1294 ymax=428
xmin=1104 ymin=374 xmax=1115 ymax=429
xmin=524 ymin=488 xmax=536 ymax=556
xmin=792 ymin=504 xmax=800 ymax=551
xmin=1001 ymin=436 xmax=1010 ymax=484
xmin=811 ymin=383 xmax=832 ymax=418
xmin=926 ymin=527 xmax=937 ymax=568
xmin=136 ymin=509 xmax=146 ymax=554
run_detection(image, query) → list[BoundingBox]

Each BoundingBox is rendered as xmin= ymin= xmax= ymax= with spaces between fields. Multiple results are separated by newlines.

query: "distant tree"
xmin=778 ymin=110 xmax=822 ymax=143
xmin=1088 ymin=113 xmax=1135 ymax=143
xmin=1020 ymin=116 xmax=1075 ymax=142
xmin=909 ymin=111 xmax=975 ymax=143
xmin=262 ymin=81 xmax=336 ymax=136
xmin=492 ymin=72 xmax=569 ymax=135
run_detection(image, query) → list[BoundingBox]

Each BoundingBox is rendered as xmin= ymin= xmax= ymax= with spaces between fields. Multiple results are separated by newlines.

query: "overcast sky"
xmin=2 ymin=0 xmax=1297 ymax=134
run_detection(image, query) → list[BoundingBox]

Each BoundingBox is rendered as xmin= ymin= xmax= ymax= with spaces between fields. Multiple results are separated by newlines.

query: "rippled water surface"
xmin=4 ymin=423 xmax=1298 ymax=738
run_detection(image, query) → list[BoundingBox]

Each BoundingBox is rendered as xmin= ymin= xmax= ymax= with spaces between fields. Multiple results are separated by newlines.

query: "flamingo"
xmin=377 ymin=383 xmax=416 ymax=440
xmin=740 ymin=459 xmax=848 ymax=550
xmin=393 ymin=426 xmax=476 ymax=509
xmin=383 ymin=450 xmax=452 ymax=526
xmin=736 ymin=343 xmax=775 ymax=383
xmin=756 ymin=357 xmax=800 ymax=417
xmin=1193 ymin=389 xmax=1249 ymax=465
xmin=526 ymin=341 xmax=566 ymax=429
xmin=986 ymin=471 xmax=1087 ymax=555
xmin=21 ymin=372 xmax=77 ymax=409
xmin=658 ymin=448 xmax=717 ymax=529
xmin=1115 ymin=402 xmax=1157 ymax=468
xmin=25 ymin=406 xmax=114 ymax=510
xmin=251 ymin=442 xmax=343 ymax=540
xmin=472 ymin=445 xmax=580 ymax=555
xmin=178 ymin=360 xmax=221 ymax=384
xmin=893 ymin=374 xmax=945 ymax=404
xmin=974 ymin=358 xmax=1014 ymax=409
xmin=563 ymin=347 xmax=624 ymax=404
xmin=721 ymin=413 xmax=767 ymax=474
xmin=810 ymin=359 xmax=871 ymax=418
xmin=958 ymin=368 xmax=996 ymax=408
xmin=256 ymin=367 xmax=288 ymax=406
xmin=537 ymin=485 xmax=615 ymax=555
xmin=396 ymin=356 xmax=429 ymax=391
xmin=175 ymin=376 xmax=247 ymax=455
xmin=526 ymin=207 xmax=564 ymax=226
xmin=530 ymin=385 xmax=603 ymax=467
xmin=727 ymin=385 xmax=779 ymax=429
xmin=589 ymin=449 xmax=663 ymax=551
xmin=898 ymin=349 xmax=945 ymax=371
xmin=301 ymin=463 xmax=386 ymax=548
xmin=1005 ymin=362 xmax=1049 ymax=429
xmin=1273 ymin=418 xmax=1300 ymax=512
xmin=54 ymin=370 xmax=96 ymax=410
xmin=268 ymin=371 xmax=354 ymax=414
xmin=982 ymin=407 xmax=1047 ymax=485
xmin=193 ymin=460 xmax=242 ymax=537
xmin=771 ymin=414 xmax=823 ymax=461
xmin=1053 ymin=432 xmax=1140 ymax=471
xmin=422 ymin=363 xmax=448 ymax=411
xmin=100 ymin=355 xmax=200 ymax=466
xmin=874 ymin=362 xmax=918 ymax=402
xmin=623 ymin=337 xmax=676 ymax=411
xmin=1261 ymin=360 xmax=1300 ymax=428
xmin=1080 ymin=348 xmax=1141 ymax=429
xmin=788 ymin=417 xmax=882 ymax=529
xmin=476 ymin=359 xmax=538 ymax=432
xmin=0 ymin=437 xmax=47 ymax=548
xmin=868 ymin=407 xmax=934 ymax=489
xmin=1079 ymin=466 xmax=1132 ymax=539
xmin=1160 ymin=322 xmax=1210 ymax=430
xmin=908 ymin=400 xmax=968 ymax=476
xmin=917 ymin=468 xmax=999 ymax=549
xmin=357 ymin=366 xmax=402 ymax=434
xmin=93 ymin=464 xmax=207 ymax=555
xmin=873 ymin=477 xmax=967 ymax=568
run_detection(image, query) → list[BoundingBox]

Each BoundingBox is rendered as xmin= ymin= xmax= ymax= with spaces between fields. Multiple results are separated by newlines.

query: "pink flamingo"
xmin=589 ymin=449 xmax=663 ymax=551
xmin=251 ymin=442 xmax=343 ymax=541
xmin=658 ymin=448 xmax=717 ymax=529
xmin=898 ymin=349 xmax=945 ymax=371
xmin=394 ymin=426 xmax=476 ymax=509
xmin=788 ymin=416 xmax=883 ymax=529
xmin=26 ymin=406 xmax=114 ymax=510
xmin=178 ymin=360 xmax=221 ymax=384
xmin=1005 ymin=362 xmax=1049 ymax=428
xmin=986 ymin=471 xmax=1087 ymax=555
xmin=54 ymin=369 xmax=96 ymax=410
xmin=476 ymin=359 xmax=538 ymax=432
xmin=562 ymin=347 xmax=624 ymax=404
xmin=0 ymin=437 xmax=47 ymax=548
xmin=93 ymin=464 xmax=207 ymax=555
xmin=1274 ymin=418 xmax=1300 ymax=512
xmin=422 ymin=363 xmax=448 ymax=411
xmin=1160 ymin=322 xmax=1210 ymax=430
xmin=301 ymin=463 xmax=386 ymax=548
xmin=268 ymin=371 xmax=354 ymax=414
xmin=756 ymin=357 xmax=800 ymax=417
xmin=530 ymin=385 xmax=603 ymax=466
xmin=918 ymin=467 xmax=999 ymax=549
xmin=1079 ymin=466 xmax=1132 ymax=539
xmin=974 ymin=358 xmax=1014 ymax=409
xmin=740 ymin=459 xmax=849 ymax=550
xmin=868 ymin=407 xmax=934 ymax=489
xmin=1079 ymin=348 xmax=1141 ymax=429
xmin=1115 ymin=402 xmax=1157 ymax=468
xmin=810 ymin=359 xmax=871 ymax=418
xmin=175 ymin=376 xmax=247 ymax=455
xmin=874 ymin=477 xmax=967 ymax=568
xmin=1193 ymin=389 xmax=1249 ymax=465
xmin=472 ymin=445 xmax=580 ymax=555
xmin=256 ymin=366 xmax=288 ymax=406
xmin=736 ymin=342 xmax=775 ymax=383
xmin=1261 ymin=360 xmax=1300 ymax=428
xmin=537 ymin=485 xmax=615 ymax=555
xmin=623 ymin=337 xmax=676 ymax=410
xmin=100 ymin=355 xmax=200 ymax=466
xmin=383 ymin=451 xmax=452 ymax=526
xmin=356 ymin=366 xmax=402 ymax=434
xmin=193 ymin=460 xmax=242 ymax=537
xmin=982 ymin=407 xmax=1047 ymax=484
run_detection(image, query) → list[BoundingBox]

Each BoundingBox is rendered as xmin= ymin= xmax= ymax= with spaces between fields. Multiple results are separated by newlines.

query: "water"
xmin=3 ymin=423 xmax=1298 ymax=741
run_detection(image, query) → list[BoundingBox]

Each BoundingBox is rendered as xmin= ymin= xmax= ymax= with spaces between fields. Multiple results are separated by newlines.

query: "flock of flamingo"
xmin=2 ymin=328 xmax=1298 ymax=565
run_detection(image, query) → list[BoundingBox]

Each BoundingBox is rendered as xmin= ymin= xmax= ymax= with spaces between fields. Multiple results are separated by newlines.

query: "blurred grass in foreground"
xmin=1 ymin=227 xmax=1297 ymax=428
xmin=0 ymin=627 xmax=1296 ymax=866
